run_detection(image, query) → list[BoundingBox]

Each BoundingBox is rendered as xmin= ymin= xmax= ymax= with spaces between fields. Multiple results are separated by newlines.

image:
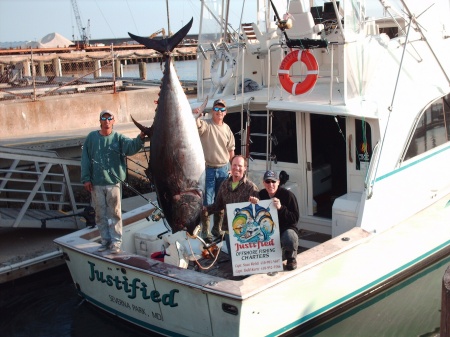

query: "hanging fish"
xmin=129 ymin=18 xmax=205 ymax=235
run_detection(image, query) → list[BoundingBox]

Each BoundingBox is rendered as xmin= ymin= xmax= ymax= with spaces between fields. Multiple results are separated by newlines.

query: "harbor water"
xmin=122 ymin=59 xmax=197 ymax=81
xmin=0 ymin=255 xmax=448 ymax=336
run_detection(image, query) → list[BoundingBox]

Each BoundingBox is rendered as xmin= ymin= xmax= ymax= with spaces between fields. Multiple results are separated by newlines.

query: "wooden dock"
xmin=0 ymin=193 xmax=155 ymax=284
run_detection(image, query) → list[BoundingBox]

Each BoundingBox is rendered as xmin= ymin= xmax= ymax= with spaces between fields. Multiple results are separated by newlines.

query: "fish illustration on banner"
xmin=226 ymin=199 xmax=283 ymax=276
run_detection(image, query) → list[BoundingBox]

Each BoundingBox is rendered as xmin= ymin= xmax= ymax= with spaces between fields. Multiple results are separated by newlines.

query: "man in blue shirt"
xmin=81 ymin=110 xmax=144 ymax=254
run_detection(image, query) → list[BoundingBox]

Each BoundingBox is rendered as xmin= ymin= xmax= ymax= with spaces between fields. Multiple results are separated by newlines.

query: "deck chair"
xmin=287 ymin=0 xmax=324 ymax=40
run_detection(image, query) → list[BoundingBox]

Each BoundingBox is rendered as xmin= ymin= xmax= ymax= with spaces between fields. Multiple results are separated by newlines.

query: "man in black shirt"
xmin=250 ymin=170 xmax=299 ymax=270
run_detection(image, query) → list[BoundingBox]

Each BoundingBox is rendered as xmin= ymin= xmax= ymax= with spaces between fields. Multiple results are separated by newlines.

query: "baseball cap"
xmin=99 ymin=110 xmax=114 ymax=119
xmin=213 ymin=99 xmax=226 ymax=108
xmin=263 ymin=170 xmax=279 ymax=182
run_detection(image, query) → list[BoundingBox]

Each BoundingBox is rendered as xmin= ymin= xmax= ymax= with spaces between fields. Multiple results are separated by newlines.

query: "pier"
xmin=0 ymin=37 xmax=199 ymax=283
xmin=0 ymin=46 xmax=197 ymax=82
xmin=0 ymin=83 xmax=198 ymax=283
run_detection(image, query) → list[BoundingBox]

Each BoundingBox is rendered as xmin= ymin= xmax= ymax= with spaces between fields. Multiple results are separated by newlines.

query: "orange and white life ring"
xmin=278 ymin=49 xmax=318 ymax=95
xmin=210 ymin=50 xmax=236 ymax=87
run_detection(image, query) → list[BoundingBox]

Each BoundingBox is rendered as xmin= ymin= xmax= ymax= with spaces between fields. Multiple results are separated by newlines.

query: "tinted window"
xmin=224 ymin=110 xmax=298 ymax=163
xmin=405 ymin=94 xmax=450 ymax=160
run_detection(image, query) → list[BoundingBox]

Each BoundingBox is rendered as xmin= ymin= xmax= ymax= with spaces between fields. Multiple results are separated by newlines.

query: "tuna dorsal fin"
xmin=128 ymin=18 xmax=193 ymax=54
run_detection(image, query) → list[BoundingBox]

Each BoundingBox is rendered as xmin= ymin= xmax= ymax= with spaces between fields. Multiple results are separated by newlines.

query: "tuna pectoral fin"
xmin=194 ymin=96 xmax=209 ymax=118
xmin=131 ymin=115 xmax=153 ymax=138
xmin=128 ymin=18 xmax=193 ymax=54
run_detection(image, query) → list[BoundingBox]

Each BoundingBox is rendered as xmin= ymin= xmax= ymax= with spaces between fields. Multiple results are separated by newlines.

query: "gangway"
xmin=0 ymin=146 xmax=88 ymax=229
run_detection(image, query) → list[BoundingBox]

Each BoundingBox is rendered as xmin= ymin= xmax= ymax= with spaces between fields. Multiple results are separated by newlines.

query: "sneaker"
xmin=110 ymin=245 xmax=121 ymax=254
xmin=286 ymin=258 xmax=297 ymax=271
xmin=97 ymin=245 xmax=109 ymax=252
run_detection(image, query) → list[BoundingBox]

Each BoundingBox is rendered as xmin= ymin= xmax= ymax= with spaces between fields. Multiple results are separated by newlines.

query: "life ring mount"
xmin=278 ymin=49 xmax=318 ymax=95
xmin=210 ymin=50 xmax=236 ymax=88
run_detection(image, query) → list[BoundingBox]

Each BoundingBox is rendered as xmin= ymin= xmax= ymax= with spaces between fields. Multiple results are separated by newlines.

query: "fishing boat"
xmin=54 ymin=0 xmax=450 ymax=335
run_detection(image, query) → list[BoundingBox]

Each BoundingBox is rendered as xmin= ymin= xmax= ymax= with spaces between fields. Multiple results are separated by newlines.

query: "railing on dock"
xmin=0 ymin=146 xmax=88 ymax=229
xmin=0 ymin=45 xmax=197 ymax=102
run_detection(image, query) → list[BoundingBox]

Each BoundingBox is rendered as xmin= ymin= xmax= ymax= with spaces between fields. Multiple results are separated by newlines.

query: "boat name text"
xmin=235 ymin=239 xmax=275 ymax=252
xmin=88 ymin=261 xmax=179 ymax=307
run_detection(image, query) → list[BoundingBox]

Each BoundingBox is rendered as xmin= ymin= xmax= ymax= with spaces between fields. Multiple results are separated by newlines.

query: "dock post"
xmin=52 ymin=58 xmax=62 ymax=77
xmin=114 ymin=59 xmax=122 ymax=78
xmin=442 ymin=265 xmax=450 ymax=337
xmin=37 ymin=61 xmax=45 ymax=77
xmin=22 ymin=60 xmax=31 ymax=76
xmin=93 ymin=60 xmax=102 ymax=78
xmin=139 ymin=62 xmax=147 ymax=80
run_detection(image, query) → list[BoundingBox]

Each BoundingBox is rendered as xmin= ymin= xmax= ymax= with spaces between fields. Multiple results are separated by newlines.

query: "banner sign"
xmin=226 ymin=199 xmax=283 ymax=276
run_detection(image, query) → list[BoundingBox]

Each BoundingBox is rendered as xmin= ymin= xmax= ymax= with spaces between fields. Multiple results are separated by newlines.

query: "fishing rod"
xmin=91 ymin=159 xmax=163 ymax=213
xmin=40 ymin=206 xmax=96 ymax=229
xmin=108 ymin=147 xmax=150 ymax=180
xmin=269 ymin=0 xmax=290 ymax=43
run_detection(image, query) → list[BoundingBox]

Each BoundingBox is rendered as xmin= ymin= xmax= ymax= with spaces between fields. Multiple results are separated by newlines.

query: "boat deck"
xmin=56 ymin=205 xmax=371 ymax=299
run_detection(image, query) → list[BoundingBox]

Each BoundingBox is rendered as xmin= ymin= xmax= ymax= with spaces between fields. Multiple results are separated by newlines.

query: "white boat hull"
xmin=55 ymin=193 xmax=450 ymax=336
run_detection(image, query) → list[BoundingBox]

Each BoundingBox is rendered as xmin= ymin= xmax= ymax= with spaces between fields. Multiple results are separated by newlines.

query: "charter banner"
xmin=226 ymin=199 xmax=283 ymax=276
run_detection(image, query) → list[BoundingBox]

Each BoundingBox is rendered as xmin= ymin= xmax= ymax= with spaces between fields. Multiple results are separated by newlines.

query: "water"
xmin=0 ymin=266 xmax=157 ymax=337
xmin=101 ymin=59 xmax=197 ymax=82
xmin=0 ymin=255 xmax=448 ymax=337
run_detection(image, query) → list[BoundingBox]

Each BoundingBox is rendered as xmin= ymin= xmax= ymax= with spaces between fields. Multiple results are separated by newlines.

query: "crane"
xmin=71 ymin=0 xmax=90 ymax=46
xmin=149 ymin=28 xmax=166 ymax=39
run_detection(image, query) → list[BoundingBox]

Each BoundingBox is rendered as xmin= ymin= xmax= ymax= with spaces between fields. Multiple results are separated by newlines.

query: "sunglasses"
xmin=264 ymin=180 xmax=277 ymax=184
xmin=100 ymin=117 xmax=114 ymax=121
xmin=213 ymin=107 xmax=226 ymax=112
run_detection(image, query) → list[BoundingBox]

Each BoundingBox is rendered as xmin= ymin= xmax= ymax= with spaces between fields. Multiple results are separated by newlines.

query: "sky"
xmin=0 ymin=0 xmax=204 ymax=43
xmin=0 ymin=0 xmax=426 ymax=44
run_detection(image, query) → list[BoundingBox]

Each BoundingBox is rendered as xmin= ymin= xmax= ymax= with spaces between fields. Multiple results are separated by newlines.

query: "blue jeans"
xmin=281 ymin=229 xmax=299 ymax=259
xmin=204 ymin=164 xmax=229 ymax=205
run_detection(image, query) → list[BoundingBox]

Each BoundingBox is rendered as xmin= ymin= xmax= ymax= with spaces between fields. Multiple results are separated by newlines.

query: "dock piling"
xmin=442 ymin=265 xmax=450 ymax=337
xmin=139 ymin=62 xmax=147 ymax=80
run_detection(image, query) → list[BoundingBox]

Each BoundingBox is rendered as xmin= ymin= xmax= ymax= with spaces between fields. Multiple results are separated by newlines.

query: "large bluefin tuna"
xmin=128 ymin=18 xmax=205 ymax=235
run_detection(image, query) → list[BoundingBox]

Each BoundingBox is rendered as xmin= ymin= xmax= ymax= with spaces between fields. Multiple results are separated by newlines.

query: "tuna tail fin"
xmin=128 ymin=18 xmax=193 ymax=54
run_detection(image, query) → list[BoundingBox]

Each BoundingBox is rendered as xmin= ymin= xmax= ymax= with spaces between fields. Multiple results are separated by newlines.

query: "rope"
xmin=185 ymin=232 xmax=225 ymax=270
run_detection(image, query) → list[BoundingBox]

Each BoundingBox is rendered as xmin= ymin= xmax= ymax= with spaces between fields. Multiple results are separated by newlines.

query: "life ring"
xmin=210 ymin=50 xmax=236 ymax=87
xmin=278 ymin=49 xmax=318 ymax=95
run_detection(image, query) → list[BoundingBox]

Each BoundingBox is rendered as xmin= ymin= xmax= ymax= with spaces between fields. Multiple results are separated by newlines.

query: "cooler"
xmin=134 ymin=222 xmax=170 ymax=258
xmin=331 ymin=192 xmax=362 ymax=238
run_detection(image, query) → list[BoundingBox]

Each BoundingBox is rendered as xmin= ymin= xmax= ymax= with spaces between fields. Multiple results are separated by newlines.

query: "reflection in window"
xmin=405 ymin=94 xmax=450 ymax=160
xmin=224 ymin=110 xmax=297 ymax=163
xmin=270 ymin=111 xmax=297 ymax=163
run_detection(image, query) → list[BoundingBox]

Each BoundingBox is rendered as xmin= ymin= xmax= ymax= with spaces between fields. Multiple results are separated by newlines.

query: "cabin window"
xmin=224 ymin=110 xmax=298 ymax=163
xmin=404 ymin=94 xmax=450 ymax=160
xmin=270 ymin=110 xmax=298 ymax=163
xmin=355 ymin=119 xmax=372 ymax=170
